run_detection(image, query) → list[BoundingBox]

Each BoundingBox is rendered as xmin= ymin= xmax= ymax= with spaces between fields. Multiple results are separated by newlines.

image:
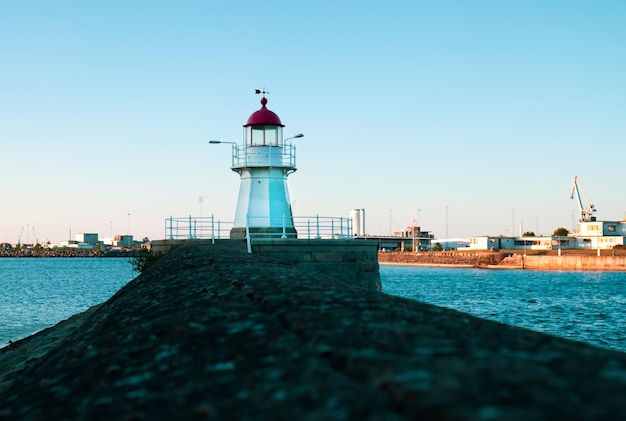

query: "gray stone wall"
xmin=251 ymin=239 xmax=381 ymax=291
xmin=151 ymin=238 xmax=381 ymax=291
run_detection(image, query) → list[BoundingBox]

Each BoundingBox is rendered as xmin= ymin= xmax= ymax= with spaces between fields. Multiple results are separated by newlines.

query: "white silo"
xmin=350 ymin=208 xmax=366 ymax=236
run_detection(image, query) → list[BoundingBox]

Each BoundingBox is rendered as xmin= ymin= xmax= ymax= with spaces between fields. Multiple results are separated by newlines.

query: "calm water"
xmin=2 ymin=259 xmax=625 ymax=353
xmin=0 ymin=258 xmax=135 ymax=346
xmin=382 ymin=265 xmax=626 ymax=353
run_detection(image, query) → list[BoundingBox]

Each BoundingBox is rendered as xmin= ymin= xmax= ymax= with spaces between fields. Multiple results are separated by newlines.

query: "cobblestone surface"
xmin=2 ymin=241 xmax=626 ymax=420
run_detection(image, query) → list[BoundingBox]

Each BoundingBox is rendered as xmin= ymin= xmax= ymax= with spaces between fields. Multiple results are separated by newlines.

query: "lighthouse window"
xmin=247 ymin=125 xmax=282 ymax=146
xmin=250 ymin=127 xmax=265 ymax=145
xmin=265 ymin=126 xmax=279 ymax=146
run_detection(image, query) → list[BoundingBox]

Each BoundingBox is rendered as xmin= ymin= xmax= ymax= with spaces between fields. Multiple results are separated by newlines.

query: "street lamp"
xmin=209 ymin=140 xmax=239 ymax=164
xmin=445 ymin=204 xmax=449 ymax=240
xmin=208 ymin=140 xmax=237 ymax=145
xmin=284 ymin=133 xmax=304 ymax=142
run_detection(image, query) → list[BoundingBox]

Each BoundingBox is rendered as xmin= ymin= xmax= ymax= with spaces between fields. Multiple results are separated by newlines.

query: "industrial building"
xmin=465 ymin=177 xmax=625 ymax=251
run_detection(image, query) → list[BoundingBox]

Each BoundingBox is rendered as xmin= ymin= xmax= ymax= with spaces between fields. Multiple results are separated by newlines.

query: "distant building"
xmin=464 ymin=220 xmax=626 ymax=251
xmin=465 ymin=236 xmax=556 ymax=251
xmin=103 ymin=235 xmax=139 ymax=248
xmin=359 ymin=225 xmax=435 ymax=251
xmin=432 ymin=238 xmax=470 ymax=250
xmin=393 ymin=225 xmax=435 ymax=251
xmin=58 ymin=240 xmax=95 ymax=249
xmin=572 ymin=220 xmax=626 ymax=250
xmin=75 ymin=233 xmax=98 ymax=245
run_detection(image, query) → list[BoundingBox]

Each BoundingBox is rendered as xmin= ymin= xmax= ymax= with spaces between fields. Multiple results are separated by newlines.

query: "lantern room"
xmin=244 ymin=96 xmax=285 ymax=147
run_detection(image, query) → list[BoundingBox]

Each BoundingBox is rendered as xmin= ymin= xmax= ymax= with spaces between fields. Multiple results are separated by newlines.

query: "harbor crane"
xmin=570 ymin=176 xmax=597 ymax=222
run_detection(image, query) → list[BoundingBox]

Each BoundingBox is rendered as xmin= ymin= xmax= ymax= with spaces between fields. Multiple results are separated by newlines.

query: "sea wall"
xmin=379 ymin=251 xmax=626 ymax=271
xmin=250 ymin=238 xmax=380 ymax=291
xmin=502 ymin=254 xmax=626 ymax=271
xmin=378 ymin=251 xmax=507 ymax=267
xmin=3 ymin=242 xmax=626 ymax=419
xmin=152 ymin=238 xmax=381 ymax=291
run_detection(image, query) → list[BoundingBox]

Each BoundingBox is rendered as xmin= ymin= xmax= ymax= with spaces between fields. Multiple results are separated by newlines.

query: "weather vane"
xmin=255 ymin=88 xmax=269 ymax=96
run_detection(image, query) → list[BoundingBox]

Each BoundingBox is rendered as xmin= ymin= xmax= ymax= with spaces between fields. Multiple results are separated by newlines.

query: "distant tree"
xmin=522 ymin=231 xmax=535 ymax=237
xmin=142 ymin=237 xmax=150 ymax=243
xmin=553 ymin=227 xmax=570 ymax=236
xmin=432 ymin=242 xmax=443 ymax=251
xmin=33 ymin=243 xmax=42 ymax=250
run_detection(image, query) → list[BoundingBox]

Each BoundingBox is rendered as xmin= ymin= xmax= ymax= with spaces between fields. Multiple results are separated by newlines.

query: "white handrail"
xmin=164 ymin=215 xmax=353 ymax=241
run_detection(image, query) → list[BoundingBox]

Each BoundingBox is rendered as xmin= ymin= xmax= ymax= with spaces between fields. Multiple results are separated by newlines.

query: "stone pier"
xmin=152 ymin=238 xmax=381 ymax=291
xmin=2 ymin=242 xmax=626 ymax=419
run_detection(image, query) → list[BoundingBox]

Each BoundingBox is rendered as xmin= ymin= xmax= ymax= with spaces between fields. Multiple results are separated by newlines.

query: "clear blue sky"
xmin=1 ymin=1 xmax=624 ymax=244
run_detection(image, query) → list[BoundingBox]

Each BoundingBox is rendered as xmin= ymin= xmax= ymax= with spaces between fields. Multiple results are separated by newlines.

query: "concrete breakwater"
xmin=379 ymin=251 xmax=626 ymax=271
xmin=3 ymin=242 xmax=626 ymax=419
xmin=503 ymin=254 xmax=626 ymax=271
xmin=378 ymin=251 xmax=507 ymax=268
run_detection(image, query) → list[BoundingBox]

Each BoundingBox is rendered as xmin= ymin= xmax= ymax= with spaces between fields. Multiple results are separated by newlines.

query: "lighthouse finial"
xmin=255 ymin=88 xmax=269 ymax=107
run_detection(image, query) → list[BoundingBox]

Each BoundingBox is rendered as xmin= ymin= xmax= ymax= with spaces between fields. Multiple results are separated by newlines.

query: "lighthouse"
xmin=227 ymin=94 xmax=300 ymax=239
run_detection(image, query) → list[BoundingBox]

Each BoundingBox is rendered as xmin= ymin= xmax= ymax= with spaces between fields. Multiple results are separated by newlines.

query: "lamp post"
xmin=208 ymin=140 xmax=237 ymax=145
xmin=445 ymin=204 xmax=449 ymax=240
xmin=284 ymin=133 xmax=304 ymax=142
xmin=209 ymin=140 xmax=238 ymax=150
xmin=536 ymin=214 xmax=540 ymax=235
xmin=511 ymin=206 xmax=515 ymax=237
xmin=209 ymin=140 xmax=239 ymax=167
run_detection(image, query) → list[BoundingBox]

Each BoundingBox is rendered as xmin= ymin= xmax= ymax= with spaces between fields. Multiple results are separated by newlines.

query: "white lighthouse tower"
xmin=228 ymin=94 xmax=299 ymax=239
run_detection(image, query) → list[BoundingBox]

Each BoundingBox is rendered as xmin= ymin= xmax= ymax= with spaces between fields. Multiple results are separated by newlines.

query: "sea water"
xmin=0 ymin=258 xmax=135 ymax=346
xmin=2 ymin=259 xmax=625 ymax=353
xmin=381 ymin=265 xmax=626 ymax=353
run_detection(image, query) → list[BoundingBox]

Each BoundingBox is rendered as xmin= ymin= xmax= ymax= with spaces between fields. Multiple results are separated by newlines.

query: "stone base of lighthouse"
xmin=230 ymin=226 xmax=297 ymax=240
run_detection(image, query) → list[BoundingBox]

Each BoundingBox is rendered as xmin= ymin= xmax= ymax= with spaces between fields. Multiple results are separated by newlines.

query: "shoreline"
xmin=379 ymin=261 xmax=476 ymax=269
xmin=0 ymin=250 xmax=144 ymax=258
xmin=378 ymin=251 xmax=626 ymax=271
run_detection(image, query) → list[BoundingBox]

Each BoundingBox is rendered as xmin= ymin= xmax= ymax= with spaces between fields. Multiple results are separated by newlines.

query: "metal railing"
xmin=164 ymin=215 xmax=231 ymax=242
xmin=164 ymin=214 xmax=353 ymax=242
xmin=229 ymin=144 xmax=296 ymax=169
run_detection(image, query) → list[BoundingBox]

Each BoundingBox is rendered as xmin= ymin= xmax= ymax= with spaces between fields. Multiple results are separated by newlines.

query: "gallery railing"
xmin=164 ymin=214 xmax=354 ymax=242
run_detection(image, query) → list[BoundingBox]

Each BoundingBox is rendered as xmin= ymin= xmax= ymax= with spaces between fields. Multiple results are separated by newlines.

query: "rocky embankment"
xmin=0 ymin=248 xmax=143 ymax=258
xmin=378 ymin=251 xmax=508 ymax=267
xmin=3 ymin=242 xmax=626 ymax=419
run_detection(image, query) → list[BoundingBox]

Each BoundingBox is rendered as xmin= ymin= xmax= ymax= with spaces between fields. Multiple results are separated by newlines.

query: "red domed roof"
xmin=244 ymin=97 xmax=284 ymax=127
